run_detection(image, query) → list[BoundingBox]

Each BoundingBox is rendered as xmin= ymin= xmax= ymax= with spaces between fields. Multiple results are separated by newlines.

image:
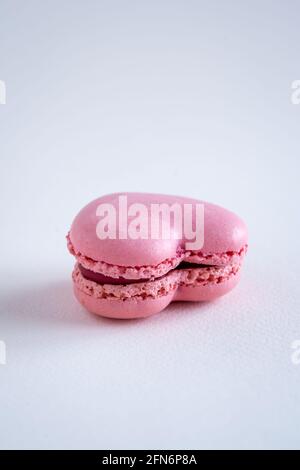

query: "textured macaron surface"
xmin=68 ymin=192 xmax=247 ymax=275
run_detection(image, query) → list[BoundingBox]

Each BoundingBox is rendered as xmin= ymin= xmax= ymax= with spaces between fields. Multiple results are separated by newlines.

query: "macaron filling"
xmin=73 ymin=260 xmax=242 ymax=301
xmin=79 ymin=264 xmax=149 ymax=285
xmin=78 ymin=261 xmax=217 ymax=286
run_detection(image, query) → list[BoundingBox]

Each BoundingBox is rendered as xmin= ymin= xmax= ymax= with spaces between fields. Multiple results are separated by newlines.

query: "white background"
xmin=0 ymin=0 xmax=300 ymax=449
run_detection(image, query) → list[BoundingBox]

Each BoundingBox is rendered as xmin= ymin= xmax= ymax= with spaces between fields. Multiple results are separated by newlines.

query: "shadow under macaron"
xmin=0 ymin=280 xmax=85 ymax=327
xmin=0 ymin=279 xmax=216 ymax=331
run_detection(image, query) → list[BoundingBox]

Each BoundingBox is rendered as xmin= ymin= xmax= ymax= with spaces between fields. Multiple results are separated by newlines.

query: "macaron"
xmin=67 ymin=193 xmax=248 ymax=319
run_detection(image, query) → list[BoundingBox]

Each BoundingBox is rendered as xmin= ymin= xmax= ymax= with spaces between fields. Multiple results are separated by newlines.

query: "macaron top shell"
xmin=68 ymin=193 xmax=247 ymax=268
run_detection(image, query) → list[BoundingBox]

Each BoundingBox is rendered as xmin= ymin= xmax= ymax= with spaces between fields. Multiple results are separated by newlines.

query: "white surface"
xmin=0 ymin=0 xmax=300 ymax=450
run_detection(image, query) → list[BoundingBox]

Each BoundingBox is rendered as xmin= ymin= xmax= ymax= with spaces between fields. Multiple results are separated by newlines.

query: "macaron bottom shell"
xmin=73 ymin=270 xmax=241 ymax=320
xmin=74 ymin=284 xmax=175 ymax=320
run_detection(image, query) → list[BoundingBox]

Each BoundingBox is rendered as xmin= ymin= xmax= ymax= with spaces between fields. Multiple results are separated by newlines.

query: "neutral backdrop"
xmin=0 ymin=0 xmax=300 ymax=450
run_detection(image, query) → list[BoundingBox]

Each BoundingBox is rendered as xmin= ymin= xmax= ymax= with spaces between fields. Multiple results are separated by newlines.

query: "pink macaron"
xmin=67 ymin=193 xmax=248 ymax=319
